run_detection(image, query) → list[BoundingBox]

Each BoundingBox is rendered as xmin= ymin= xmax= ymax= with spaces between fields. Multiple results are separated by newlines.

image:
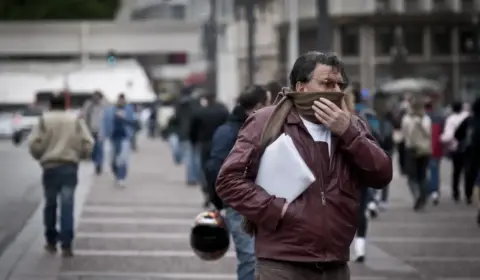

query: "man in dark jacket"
xmin=189 ymin=92 xmax=229 ymax=205
xmin=204 ymin=85 xmax=268 ymax=280
xmin=216 ymin=52 xmax=392 ymax=280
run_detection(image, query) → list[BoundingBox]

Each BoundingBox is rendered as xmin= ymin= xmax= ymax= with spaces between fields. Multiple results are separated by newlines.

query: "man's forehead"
xmin=313 ymin=64 xmax=343 ymax=80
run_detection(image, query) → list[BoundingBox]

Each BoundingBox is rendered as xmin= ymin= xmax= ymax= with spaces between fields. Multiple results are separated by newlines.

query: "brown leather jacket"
xmin=216 ymin=106 xmax=392 ymax=263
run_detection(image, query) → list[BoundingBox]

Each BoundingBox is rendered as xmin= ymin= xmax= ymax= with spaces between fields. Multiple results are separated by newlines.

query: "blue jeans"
xmin=91 ymin=133 xmax=104 ymax=168
xmin=428 ymin=158 xmax=441 ymax=194
xmin=168 ymin=133 xmax=183 ymax=165
xmin=185 ymin=141 xmax=201 ymax=184
xmin=42 ymin=164 xmax=77 ymax=249
xmin=224 ymin=208 xmax=255 ymax=280
xmin=111 ymin=138 xmax=131 ymax=180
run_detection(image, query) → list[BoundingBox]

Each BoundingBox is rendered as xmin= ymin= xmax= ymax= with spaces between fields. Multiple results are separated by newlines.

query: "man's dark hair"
xmin=237 ymin=85 xmax=268 ymax=110
xmin=289 ymin=51 xmax=348 ymax=90
xmin=451 ymin=101 xmax=463 ymax=113
xmin=50 ymin=93 xmax=66 ymax=110
xmin=264 ymin=81 xmax=283 ymax=103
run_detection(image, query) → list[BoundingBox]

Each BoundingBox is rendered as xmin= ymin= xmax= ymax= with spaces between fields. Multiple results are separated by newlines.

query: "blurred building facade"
xmin=230 ymin=0 xmax=480 ymax=102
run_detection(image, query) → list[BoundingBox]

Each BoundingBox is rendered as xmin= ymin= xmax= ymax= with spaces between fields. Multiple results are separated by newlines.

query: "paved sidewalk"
xmin=1 ymin=138 xmax=479 ymax=280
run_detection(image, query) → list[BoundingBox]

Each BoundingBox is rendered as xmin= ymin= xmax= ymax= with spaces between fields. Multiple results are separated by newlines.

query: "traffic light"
xmin=107 ymin=50 xmax=117 ymax=65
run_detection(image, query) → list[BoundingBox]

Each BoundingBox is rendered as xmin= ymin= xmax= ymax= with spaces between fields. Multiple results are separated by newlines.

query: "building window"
xmin=170 ymin=4 xmax=185 ymax=19
xmin=432 ymin=0 xmax=451 ymax=11
xmin=375 ymin=26 xmax=394 ymax=55
xmin=404 ymin=0 xmax=421 ymax=12
xmin=375 ymin=0 xmax=392 ymax=12
xmin=340 ymin=26 xmax=360 ymax=56
xmin=459 ymin=26 xmax=476 ymax=54
xmin=431 ymin=26 xmax=452 ymax=55
xmin=403 ymin=27 xmax=424 ymax=55
xmin=167 ymin=52 xmax=187 ymax=65
xmin=461 ymin=0 xmax=475 ymax=12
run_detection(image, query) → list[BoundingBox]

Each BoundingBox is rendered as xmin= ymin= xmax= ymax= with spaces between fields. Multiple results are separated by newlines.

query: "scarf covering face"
xmin=242 ymin=89 xmax=345 ymax=235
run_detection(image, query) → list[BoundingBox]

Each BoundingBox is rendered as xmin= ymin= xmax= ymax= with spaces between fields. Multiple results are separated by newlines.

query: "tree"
xmin=0 ymin=0 xmax=120 ymax=20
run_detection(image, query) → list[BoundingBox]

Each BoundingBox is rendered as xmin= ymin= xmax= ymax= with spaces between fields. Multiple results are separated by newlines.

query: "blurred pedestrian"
xmin=189 ymin=92 xmax=229 ymax=208
xmin=28 ymin=93 xmax=94 ymax=257
xmin=441 ymin=101 xmax=470 ymax=202
xmin=216 ymin=51 xmax=392 ymax=280
xmin=402 ymin=97 xmax=432 ymax=211
xmin=204 ymin=85 xmax=268 ymax=280
xmin=82 ymin=90 xmax=107 ymax=175
xmin=460 ymin=98 xmax=480 ymax=207
xmin=101 ymin=93 xmax=138 ymax=188
xmin=425 ymin=98 xmax=444 ymax=205
xmin=174 ymin=87 xmax=202 ymax=185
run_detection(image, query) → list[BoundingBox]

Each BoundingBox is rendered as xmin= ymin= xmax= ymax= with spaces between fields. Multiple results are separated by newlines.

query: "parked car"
xmin=12 ymin=107 xmax=43 ymax=146
xmin=0 ymin=113 xmax=14 ymax=139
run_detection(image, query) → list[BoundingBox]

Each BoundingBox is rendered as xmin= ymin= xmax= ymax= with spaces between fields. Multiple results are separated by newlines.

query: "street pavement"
xmin=0 ymin=140 xmax=42 ymax=255
xmin=0 ymin=137 xmax=479 ymax=280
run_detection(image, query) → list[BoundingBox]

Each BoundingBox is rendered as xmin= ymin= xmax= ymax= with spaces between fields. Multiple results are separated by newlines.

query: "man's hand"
xmin=312 ymin=98 xmax=351 ymax=135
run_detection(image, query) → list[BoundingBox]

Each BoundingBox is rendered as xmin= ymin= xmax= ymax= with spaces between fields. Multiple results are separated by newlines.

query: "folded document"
xmin=255 ymin=133 xmax=316 ymax=202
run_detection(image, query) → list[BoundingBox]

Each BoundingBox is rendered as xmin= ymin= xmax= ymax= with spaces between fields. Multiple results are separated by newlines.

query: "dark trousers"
xmin=397 ymin=142 xmax=407 ymax=175
xmin=42 ymin=164 xmax=78 ymax=249
xmin=357 ymin=187 xmax=371 ymax=238
xmin=256 ymin=259 xmax=350 ymax=280
xmin=464 ymin=152 xmax=480 ymax=201
xmin=451 ymin=152 xmax=466 ymax=200
xmin=406 ymin=150 xmax=430 ymax=203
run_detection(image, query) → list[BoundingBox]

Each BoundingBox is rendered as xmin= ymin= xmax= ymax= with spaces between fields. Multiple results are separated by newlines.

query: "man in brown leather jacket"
xmin=216 ymin=51 xmax=392 ymax=280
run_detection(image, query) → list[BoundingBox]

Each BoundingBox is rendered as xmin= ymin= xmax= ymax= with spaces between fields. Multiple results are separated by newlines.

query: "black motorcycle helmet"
xmin=190 ymin=211 xmax=230 ymax=261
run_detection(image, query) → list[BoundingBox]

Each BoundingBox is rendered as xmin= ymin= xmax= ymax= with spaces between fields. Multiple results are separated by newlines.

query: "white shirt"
xmin=401 ymin=114 xmax=431 ymax=148
xmin=300 ymin=117 xmax=332 ymax=155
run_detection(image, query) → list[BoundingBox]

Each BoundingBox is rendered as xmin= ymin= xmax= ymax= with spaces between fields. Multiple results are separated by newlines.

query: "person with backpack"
xmin=204 ymin=85 xmax=269 ymax=280
xmin=28 ymin=93 xmax=94 ymax=257
xmin=440 ymin=101 xmax=470 ymax=203
xmin=402 ymin=97 xmax=432 ymax=211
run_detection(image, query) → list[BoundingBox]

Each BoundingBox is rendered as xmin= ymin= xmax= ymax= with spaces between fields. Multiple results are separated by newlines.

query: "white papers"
xmin=255 ymin=134 xmax=316 ymax=202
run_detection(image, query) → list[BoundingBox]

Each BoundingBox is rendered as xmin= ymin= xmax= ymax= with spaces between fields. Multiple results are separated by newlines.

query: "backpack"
xmin=358 ymin=108 xmax=382 ymax=142
xmin=409 ymin=117 xmax=432 ymax=156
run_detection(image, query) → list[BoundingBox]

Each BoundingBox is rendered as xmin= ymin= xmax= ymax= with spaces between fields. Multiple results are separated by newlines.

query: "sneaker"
xmin=95 ymin=165 xmax=102 ymax=175
xmin=431 ymin=191 xmax=440 ymax=206
xmin=62 ymin=248 xmax=74 ymax=258
xmin=367 ymin=202 xmax=378 ymax=219
xmin=354 ymin=237 xmax=366 ymax=263
xmin=44 ymin=243 xmax=57 ymax=254
xmin=116 ymin=180 xmax=126 ymax=189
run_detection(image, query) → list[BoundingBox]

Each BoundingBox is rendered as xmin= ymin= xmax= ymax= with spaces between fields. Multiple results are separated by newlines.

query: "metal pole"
xmin=287 ymin=0 xmax=299 ymax=77
xmin=206 ymin=0 xmax=218 ymax=95
xmin=245 ymin=0 xmax=256 ymax=85
xmin=316 ymin=0 xmax=332 ymax=52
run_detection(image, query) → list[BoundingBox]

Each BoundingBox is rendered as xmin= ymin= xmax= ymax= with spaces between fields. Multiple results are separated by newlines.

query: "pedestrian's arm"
xmin=339 ymin=117 xmax=393 ymax=189
xmin=77 ymin=118 xmax=94 ymax=159
xmin=27 ymin=123 xmax=47 ymax=160
xmin=216 ymin=113 xmax=286 ymax=231
xmin=204 ymin=125 xmax=236 ymax=210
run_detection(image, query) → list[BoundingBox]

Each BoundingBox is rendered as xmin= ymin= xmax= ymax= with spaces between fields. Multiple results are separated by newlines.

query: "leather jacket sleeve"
xmin=215 ymin=112 xmax=286 ymax=231
xmin=338 ymin=116 xmax=393 ymax=189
